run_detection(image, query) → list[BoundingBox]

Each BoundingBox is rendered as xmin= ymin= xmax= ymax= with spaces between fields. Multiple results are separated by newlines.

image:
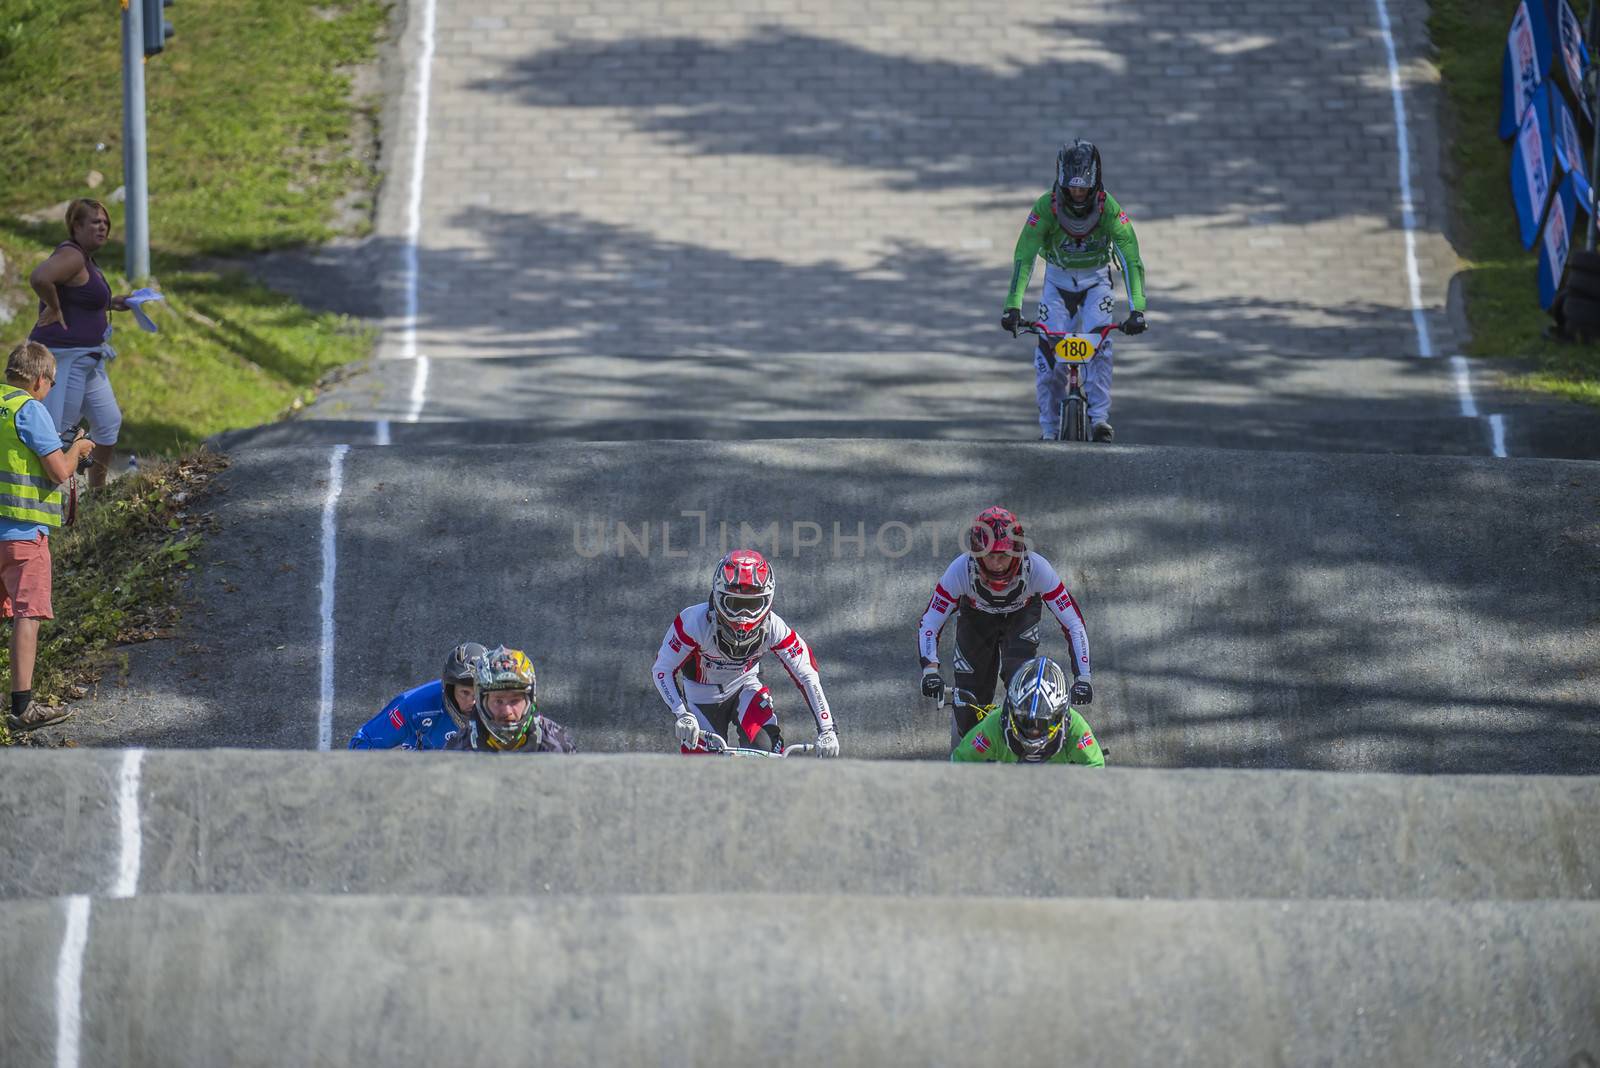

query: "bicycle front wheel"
xmin=1062 ymin=396 xmax=1088 ymax=442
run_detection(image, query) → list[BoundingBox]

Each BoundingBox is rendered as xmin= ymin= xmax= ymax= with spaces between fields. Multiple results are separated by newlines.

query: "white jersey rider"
xmin=652 ymin=549 xmax=840 ymax=757
xmin=916 ymin=506 xmax=1093 ymax=748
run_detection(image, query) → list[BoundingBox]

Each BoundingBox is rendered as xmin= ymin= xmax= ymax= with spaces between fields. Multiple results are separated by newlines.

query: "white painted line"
xmin=318 ymin=444 xmax=351 ymax=750
xmin=1373 ymin=0 xmax=1434 ymax=358
xmin=375 ymin=419 xmax=391 ymax=446
xmin=407 ymin=355 xmax=430 ymax=424
xmin=399 ymin=0 xmax=438 ymax=368
xmin=55 ymin=894 xmax=90 ymax=1068
xmin=1450 ymin=355 xmax=1479 ymax=417
xmin=1489 ymin=413 xmax=1508 ymax=458
xmin=111 ymin=749 xmax=144 ymax=899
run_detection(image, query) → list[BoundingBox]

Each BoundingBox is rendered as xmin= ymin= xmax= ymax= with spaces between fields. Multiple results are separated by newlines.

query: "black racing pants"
xmin=950 ymin=601 xmax=1042 ymax=748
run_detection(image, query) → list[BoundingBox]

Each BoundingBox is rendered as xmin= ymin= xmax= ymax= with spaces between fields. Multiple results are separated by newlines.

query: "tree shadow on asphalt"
xmin=95 ymin=438 xmax=1600 ymax=773
xmin=473 ymin=8 xmax=1422 ymax=227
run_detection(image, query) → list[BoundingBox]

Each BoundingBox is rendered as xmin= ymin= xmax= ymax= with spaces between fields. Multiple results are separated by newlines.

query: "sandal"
xmin=6 ymin=705 xmax=72 ymax=732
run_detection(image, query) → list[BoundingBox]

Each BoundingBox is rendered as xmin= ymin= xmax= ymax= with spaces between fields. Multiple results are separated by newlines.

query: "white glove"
xmin=815 ymin=728 xmax=840 ymax=758
xmin=674 ymin=710 xmax=702 ymax=750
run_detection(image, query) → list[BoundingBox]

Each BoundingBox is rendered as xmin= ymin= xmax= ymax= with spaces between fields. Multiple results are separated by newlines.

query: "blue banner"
xmin=1501 ymin=0 xmax=1555 ymax=139
xmin=1539 ymin=172 xmax=1580 ymax=309
xmin=1555 ymin=0 xmax=1592 ymax=124
xmin=1550 ymin=83 xmax=1593 ymax=211
xmin=1512 ymin=81 xmax=1557 ymax=248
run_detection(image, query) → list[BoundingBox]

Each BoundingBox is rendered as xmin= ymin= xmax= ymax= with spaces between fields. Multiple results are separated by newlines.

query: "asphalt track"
xmin=3 ymin=752 xmax=1598 ymax=901
xmin=72 ymin=439 xmax=1600 ymax=771
xmin=9 ymin=0 xmax=1600 ymax=1061
xmin=2 ymin=894 xmax=1597 ymax=1067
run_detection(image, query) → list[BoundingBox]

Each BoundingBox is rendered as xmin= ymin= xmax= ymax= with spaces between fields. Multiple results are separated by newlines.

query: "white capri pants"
xmin=43 ymin=344 xmax=122 ymax=447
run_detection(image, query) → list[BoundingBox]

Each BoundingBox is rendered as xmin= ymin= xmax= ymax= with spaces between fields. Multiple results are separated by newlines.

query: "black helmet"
xmin=441 ymin=641 xmax=486 ymax=721
xmin=1053 ymin=139 xmax=1104 ymax=222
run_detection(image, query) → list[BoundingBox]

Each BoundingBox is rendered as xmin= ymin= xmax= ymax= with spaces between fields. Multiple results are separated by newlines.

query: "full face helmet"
xmin=441 ymin=641 xmax=486 ymax=724
xmin=968 ymin=506 xmax=1027 ymax=591
xmin=1052 ymin=139 xmax=1105 ymax=236
xmin=710 ymin=549 xmax=775 ymax=659
xmin=472 ymin=645 xmax=540 ymax=750
xmin=1003 ymin=656 xmax=1072 ymax=759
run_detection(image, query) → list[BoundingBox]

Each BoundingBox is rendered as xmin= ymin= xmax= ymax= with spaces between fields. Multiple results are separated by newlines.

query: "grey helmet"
xmin=1003 ymin=656 xmax=1072 ymax=759
xmin=1052 ymin=139 xmax=1105 ymax=237
xmin=441 ymin=641 xmax=486 ymax=725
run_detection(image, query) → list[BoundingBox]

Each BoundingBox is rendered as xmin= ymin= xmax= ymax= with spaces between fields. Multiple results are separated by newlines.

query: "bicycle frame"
xmin=1015 ymin=320 xmax=1122 ymax=442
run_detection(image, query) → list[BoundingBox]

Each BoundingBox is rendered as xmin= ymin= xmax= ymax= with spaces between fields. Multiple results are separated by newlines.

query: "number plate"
xmin=1053 ymin=335 xmax=1097 ymax=363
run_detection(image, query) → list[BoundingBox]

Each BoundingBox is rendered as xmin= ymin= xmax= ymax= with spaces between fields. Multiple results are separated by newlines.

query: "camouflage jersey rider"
xmin=1003 ymin=139 xmax=1147 ymax=442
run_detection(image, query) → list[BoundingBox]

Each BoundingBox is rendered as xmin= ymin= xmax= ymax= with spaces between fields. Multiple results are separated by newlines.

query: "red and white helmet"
xmin=711 ymin=549 xmax=775 ymax=658
xmin=968 ymin=506 xmax=1027 ymax=590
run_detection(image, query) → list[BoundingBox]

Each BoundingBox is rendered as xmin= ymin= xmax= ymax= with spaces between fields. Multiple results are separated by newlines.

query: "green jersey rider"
xmin=952 ymin=656 xmax=1105 ymax=765
xmin=1001 ymin=139 xmax=1147 ymax=443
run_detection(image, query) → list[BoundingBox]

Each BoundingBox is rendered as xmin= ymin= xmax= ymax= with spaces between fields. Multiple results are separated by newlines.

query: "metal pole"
xmin=121 ymin=0 xmax=150 ymax=280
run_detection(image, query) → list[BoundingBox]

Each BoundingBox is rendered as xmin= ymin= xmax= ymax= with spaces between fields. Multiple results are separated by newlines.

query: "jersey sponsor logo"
xmin=1077 ymin=732 xmax=1095 ymax=750
xmin=387 ymin=706 xmax=404 ymax=729
xmin=820 ymin=710 xmax=830 ymax=722
xmin=1026 ymin=211 xmax=1040 ymax=228
xmin=972 ymin=733 xmax=990 ymax=753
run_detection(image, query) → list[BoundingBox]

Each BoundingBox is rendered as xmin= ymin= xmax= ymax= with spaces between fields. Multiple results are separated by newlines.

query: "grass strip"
xmin=0 ymin=450 xmax=225 ymax=746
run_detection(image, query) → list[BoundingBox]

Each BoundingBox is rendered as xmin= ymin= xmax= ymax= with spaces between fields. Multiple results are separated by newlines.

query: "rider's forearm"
xmin=1006 ymin=254 xmax=1036 ymax=309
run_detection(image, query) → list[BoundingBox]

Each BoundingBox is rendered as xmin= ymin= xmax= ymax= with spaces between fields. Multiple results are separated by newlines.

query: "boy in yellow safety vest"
xmin=1 ymin=341 xmax=93 ymax=732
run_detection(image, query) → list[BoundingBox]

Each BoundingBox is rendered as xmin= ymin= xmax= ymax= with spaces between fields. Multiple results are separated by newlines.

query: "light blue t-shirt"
xmin=1 ymin=397 xmax=62 ymax=541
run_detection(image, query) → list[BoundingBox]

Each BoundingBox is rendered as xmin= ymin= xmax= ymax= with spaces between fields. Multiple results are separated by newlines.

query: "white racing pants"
xmin=679 ymin=678 xmax=778 ymax=752
xmin=1032 ymin=263 xmax=1116 ymax=435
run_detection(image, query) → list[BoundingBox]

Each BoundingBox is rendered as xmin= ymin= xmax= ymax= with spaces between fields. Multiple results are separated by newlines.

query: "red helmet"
xmin=711 ymin=549 xmax=775 ymax=658
xmin=969 ymin=506 xmax=1026 ymax=589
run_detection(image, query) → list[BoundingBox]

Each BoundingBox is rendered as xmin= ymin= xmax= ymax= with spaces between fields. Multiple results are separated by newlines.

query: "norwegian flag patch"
xmin=1026 ymin=212 xmax=1040 ymax=228
xmin=972 ymin=733 xmax=990 ymax=753
xmin=1117 ymin=211 xmax=1130 ymax=224
xmin=1077 ymin=732 xmax=1095 ymax=750
xmin=388 ymin=706 xmax=405 ymax=729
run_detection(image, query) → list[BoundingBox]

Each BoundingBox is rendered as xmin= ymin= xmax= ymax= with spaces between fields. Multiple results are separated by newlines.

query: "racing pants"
xmin=951 ymin=601 xmax=1042 ymax=748
xmin=680 ymin=681 xmax=782 ymax=753
xmin=1034 ymin=263 xmax=1116 ymax=435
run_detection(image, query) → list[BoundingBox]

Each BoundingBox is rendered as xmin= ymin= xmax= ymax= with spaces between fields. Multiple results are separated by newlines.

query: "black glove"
xmin=921 ymin=668 xmax=944 ymax=701
xmin=1000 ymin=307 xmax=1022 ymax=336
xmin=1121 ymin=310 xmax=1147 ymax=335
xmin=1070 ymin=679 xmax=1093 ymax=706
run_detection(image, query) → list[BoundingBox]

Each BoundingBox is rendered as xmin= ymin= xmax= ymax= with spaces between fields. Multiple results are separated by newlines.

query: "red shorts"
xmin=0 ymin=533 xmax=53 ymax=619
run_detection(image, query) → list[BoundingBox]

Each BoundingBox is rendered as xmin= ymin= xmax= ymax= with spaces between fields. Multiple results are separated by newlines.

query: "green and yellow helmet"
xmin=472 ymin=646 xmax=539 ymax=750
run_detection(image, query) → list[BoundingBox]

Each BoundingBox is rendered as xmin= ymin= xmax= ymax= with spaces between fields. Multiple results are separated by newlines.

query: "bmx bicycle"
xmin=1012 ymin=319 xmax=1126 ymax=443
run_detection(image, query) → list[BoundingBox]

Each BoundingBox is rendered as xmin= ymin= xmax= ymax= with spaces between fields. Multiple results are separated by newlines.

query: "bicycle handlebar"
xmin=701 ymin=731 xmax=819 ymax=758
xmin=1015 ymin=319 xmax=1123 ymax=341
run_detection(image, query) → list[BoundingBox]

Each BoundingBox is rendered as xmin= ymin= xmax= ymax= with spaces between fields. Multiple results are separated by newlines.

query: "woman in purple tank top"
xmin=28 ymin=198 xmax=131 ymax=489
